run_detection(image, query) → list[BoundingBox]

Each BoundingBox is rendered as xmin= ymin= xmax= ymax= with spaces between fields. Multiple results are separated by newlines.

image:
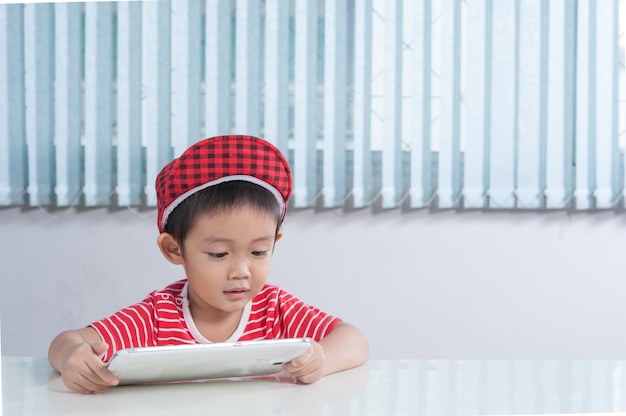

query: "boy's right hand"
xmin=60 ymin=340 xmax=119 ymax=394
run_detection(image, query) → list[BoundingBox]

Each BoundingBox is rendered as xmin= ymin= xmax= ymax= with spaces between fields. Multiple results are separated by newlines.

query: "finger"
xmin=65 ymin=358 xmax=117 ymax=392
xmin=284 ymin=356 xmax=319 ymax=379
xmin=89 ymin=341 xmax=109 ymax=361
xmin=71 ymin=374 xmax=109 ymax=394
xmin=295 ymin=366 xmax=324 ymax=384
xmin=64 ymin=370 xmax=109 ymax=394
xmin=285 ymin=344 xmax=325 ymax=383
xmin=286 ymin=344 xmax=315 ymax=370
xmin=86 ymin=359 xmax=119 ymax=387
xmin=283 ymin=358 xmax=311 ymax=374
xmin=67 ymin=381 xmax=93 ymax=395
xmin=85 ymin=342 xmax=120 ymax=386
xmin=287 ymin=359 xmax=316 ymax=377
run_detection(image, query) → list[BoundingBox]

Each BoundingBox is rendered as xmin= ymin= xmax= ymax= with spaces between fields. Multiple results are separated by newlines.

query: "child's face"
xmin=180 ymin=205 xmax=280 ymax=319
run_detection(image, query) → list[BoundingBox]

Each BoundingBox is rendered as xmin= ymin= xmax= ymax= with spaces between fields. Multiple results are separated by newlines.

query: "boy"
xmin=48 ymin=135 xmax=369 ymax=394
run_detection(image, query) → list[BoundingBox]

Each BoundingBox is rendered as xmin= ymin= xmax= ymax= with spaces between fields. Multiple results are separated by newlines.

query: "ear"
xmin=271 ymin=230 xmax=283 ymax=254
xmin=156 ymin=233 xmax=184 ymax=265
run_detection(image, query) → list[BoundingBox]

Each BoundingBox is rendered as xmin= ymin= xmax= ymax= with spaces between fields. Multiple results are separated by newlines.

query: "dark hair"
xmin=164 ymin=181 xmax=283 ymax=245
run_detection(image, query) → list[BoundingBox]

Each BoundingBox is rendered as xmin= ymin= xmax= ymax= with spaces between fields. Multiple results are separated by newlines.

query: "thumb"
xmin=89 ymin=340 xmax=109 ymax=360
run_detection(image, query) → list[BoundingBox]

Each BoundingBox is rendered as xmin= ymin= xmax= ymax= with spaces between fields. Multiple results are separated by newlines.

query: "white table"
xmin=3 ymin=357 xmax=626 ymax=415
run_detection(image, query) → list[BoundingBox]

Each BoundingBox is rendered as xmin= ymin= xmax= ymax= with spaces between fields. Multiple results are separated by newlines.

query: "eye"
xmin=208 ymin=252 xmax=228 ymax=259
xmin=252 ymin=250 xmax=268 ymax=257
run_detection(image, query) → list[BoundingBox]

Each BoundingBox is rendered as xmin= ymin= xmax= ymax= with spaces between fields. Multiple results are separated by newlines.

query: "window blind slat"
xmin=323 ymin=0 xmax=347 ymax=207
xmin=264 ymin=0 xmax=289 ymax=153
xmin=381 ymin=0 xmax=403 ymax=208
xmin=293 ymin=0 xmax=318 ymax=208
xmin=437 ymin=0 xmax=462 ymax=208
xmin=575 ymin=0 xmax=591 ymax=209
xmin=116 ymin=1 xmax=142 ymax=206
xmin=84 ymin=2 xmax=113 ymax=206
xmin=545 ymin=0 xmax=571 ymax=208
xmin=171 ymin=0 xmax=202 ymax=155
xmin=463 ymin=0 xmax=488 ymax=209
xmin=488 ymin=0 xmax=515 ymax=208
xmin=24 ymin=3 xmax=54 ymax=206
xmin=593 ymin=0 xmax=620 ymax=208
xmin=205 ymin=0 xmax=231 ymax=138
xmin=142 ymin=0 xmax=171 ymax=206
xmin=516 ymin=0 xmax=543 ymax=209
xmin=54 ymin=3 xmax=82 ymax=207
xmin=0 ymin=4 xmax=26 ymax=206
xmin=235 ymin=0 xmax=261 ymax=136
xmin=562 ymin=2 xmax=577 ymax=208
xmin=409 ymin=0 xmax=432 ymax=208
xmin=352 ymin=0 xmax=373 ymax=208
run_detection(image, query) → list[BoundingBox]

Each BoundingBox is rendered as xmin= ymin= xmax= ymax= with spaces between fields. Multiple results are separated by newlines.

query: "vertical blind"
xmin=0 ymin=0 xmax=624 ymax=211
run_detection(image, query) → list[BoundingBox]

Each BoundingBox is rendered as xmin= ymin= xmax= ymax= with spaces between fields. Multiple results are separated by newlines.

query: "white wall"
xmin=2 ymin=206 xmax=626 ymax=359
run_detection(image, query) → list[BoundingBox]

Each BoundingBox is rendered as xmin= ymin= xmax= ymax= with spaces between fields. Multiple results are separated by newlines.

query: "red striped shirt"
xmin=90 ymin=280 xmax=340 ymax=362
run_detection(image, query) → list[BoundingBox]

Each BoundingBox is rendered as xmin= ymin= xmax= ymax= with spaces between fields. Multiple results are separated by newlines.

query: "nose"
xmin=228 ymin=256 xmax=250 ymax=280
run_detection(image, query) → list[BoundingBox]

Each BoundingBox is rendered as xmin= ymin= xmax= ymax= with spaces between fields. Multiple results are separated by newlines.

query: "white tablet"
xmin=107 ymin=338 xmax=312 ymax=385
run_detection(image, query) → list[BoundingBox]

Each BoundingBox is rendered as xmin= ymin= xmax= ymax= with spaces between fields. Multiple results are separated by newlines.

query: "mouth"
xmin=223 ymin=288 xmax=249 ymax=300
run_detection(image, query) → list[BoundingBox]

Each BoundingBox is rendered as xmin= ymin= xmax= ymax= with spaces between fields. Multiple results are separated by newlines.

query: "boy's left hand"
xmin=282 ymin=340 xmax=325 ymax=384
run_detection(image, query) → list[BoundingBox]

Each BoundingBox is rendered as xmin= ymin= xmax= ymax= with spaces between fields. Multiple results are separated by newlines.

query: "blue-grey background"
xmin=2 ymin=206 xmax=626 ymax=359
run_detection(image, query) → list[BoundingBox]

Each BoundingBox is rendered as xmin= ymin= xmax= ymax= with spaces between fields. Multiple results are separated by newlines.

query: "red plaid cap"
xmin=156 ymin=135 xmax=292 ymax=232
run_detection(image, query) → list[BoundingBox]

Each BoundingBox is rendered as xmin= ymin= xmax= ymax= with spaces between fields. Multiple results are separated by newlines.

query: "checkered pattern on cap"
xmin=156 ymin=135 xmax=292 ymax=232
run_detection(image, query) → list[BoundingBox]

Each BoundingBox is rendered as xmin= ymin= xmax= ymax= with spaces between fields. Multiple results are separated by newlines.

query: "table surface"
xmin=3 ymin=357 xmax=626 ymax=416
